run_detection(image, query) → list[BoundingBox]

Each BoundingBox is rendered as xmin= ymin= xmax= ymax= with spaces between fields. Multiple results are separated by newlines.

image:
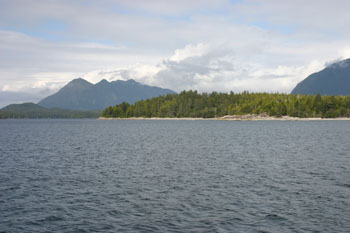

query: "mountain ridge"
xmin=292 ymin=58 xmax=350 ymax=95
xmin=38 ymin=78 xmax=176 ymax=110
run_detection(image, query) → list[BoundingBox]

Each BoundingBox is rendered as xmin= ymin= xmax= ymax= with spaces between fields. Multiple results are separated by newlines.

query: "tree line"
xmin=101 ymin=91 xmax=350 ymax=118
xmin=0 ymin=109 xmax=101 ymax=119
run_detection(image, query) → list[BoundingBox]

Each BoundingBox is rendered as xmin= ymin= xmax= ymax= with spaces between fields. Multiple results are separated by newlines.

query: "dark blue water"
xmin=1 ymin=119 xmax=350 ymax=232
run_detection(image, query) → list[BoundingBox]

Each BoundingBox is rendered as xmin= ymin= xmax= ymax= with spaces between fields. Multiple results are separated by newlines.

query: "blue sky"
xmin=1 ymin=0 xmax=350 ymax=107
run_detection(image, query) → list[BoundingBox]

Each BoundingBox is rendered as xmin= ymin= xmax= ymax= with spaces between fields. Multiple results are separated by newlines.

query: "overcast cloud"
xmin=1 ymin=0 xmax=350 ymax=107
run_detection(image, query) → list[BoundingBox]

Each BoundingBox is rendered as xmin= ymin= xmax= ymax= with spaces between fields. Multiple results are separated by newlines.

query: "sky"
xmin=1 ymin=0 xmax=350 ymax=107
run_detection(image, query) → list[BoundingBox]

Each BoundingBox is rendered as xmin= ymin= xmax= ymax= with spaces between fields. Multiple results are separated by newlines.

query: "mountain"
xmin=0 ymin=103 xmax=101 ymax=119
xmin=292 ymin=58 xmax=350 ymax=95
xmin=0 ymin=91 xmax=47 ymax=109
xmin=2 ymin=102 xmax=46 ymax=112
xmin=38 ymin=78 xmax=176 ymax=110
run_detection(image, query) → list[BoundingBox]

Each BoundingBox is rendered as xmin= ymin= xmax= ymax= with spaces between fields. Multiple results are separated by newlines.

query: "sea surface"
xmin=1 ymin=119 xmax=350 ymax=233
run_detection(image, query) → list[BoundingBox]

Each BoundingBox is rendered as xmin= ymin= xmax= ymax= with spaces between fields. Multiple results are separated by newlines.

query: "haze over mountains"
xmin=292 ymin=58 xmax=350 ymax=95
xmin=38 ymin=78 xmax=176 ymax=110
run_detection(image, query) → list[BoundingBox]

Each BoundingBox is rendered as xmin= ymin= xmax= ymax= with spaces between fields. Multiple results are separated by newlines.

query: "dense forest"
xmin=101 ymin=91 xmax=350 ymax=118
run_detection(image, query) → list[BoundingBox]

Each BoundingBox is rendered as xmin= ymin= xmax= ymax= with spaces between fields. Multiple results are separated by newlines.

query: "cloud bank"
xmin=1 ymin=0 xmax=350 ymax=107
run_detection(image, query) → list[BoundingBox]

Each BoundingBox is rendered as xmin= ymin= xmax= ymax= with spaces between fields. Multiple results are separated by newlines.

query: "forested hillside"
xmin=0 ymin=103 xmax=101 ymax=119
xmin=101 ymin=91 xmax=350 ymax=118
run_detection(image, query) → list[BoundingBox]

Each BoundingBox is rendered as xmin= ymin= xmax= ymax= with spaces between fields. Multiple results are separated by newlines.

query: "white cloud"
xmin=1 ymin=0 xmax=350 ymax=106
xmin=170 ymin=43 xmax=209 ymax=62
xmin=74 ymin=43 xmax=328 ymax=94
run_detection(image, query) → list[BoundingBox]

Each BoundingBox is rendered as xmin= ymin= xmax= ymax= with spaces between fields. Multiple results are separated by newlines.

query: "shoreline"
xmin=98 ymin=115 xmax=350 ymax=121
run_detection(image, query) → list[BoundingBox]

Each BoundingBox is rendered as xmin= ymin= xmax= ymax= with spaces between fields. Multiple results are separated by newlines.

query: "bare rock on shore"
xmin=220 ymin=113 xmax=270 ymax=120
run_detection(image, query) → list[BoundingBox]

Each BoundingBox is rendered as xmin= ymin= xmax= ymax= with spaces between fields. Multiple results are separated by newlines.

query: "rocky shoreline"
xmin=99 ymin=114 xmax=350 ymax=121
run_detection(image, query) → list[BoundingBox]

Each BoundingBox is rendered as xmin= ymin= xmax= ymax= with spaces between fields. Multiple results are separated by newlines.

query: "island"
xmin=100 ymin=91 xmax=350 ymax=119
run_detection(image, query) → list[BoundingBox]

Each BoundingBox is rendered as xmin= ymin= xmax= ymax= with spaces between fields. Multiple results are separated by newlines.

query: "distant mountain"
xmin=2 ymin=102 xmax=46 ymax=112
xmin=292 ymin=58 xmax=350 ymax=95
xmin=38 ymin=78 xmax=176 ymax=110
xmin=0 ymin=103 xmax=101 ymax=119
xmin=0 ymin=91 xmax=47 ymax=109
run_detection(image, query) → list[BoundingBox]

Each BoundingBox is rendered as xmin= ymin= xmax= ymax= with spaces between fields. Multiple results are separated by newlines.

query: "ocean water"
xmin=1 ymin=119 xmax=350 ymax=233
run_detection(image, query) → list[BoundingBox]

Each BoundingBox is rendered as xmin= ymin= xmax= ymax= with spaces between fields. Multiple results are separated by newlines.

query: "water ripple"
xmin=1 ymin=119 xmax=350 ymax=232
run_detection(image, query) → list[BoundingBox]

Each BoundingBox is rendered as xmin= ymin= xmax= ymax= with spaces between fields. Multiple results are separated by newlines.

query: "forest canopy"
xmin=101 ymin=91 xmax=350 ymax=118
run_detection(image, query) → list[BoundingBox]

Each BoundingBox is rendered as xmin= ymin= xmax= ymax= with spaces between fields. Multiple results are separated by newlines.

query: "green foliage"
xmin=0 ymin=103 xmax=101 ymax=119
xmin=101 ymin=91 xmax=350 ymax=119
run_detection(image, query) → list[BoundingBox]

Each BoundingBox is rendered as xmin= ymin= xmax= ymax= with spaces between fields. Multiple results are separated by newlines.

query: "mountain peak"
xmin=96 ymin=79 xmax=109 ymax=85
xmin=125 ymin=79 xmax=140 ymax=85
xmin=292 ymin=58 xmax=350 ymax=95
xmin=112 ymin=79 xmax=138 ymax=84
xmin=69 ymin=78 xmax=91 ymax=84
xmin=65 ymin=78 xmax=93 ymax=89
xmin=38 ymin=78 xmax=176 ymax=110
xmin=327 ymin=58 xmax=350 ymax=69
